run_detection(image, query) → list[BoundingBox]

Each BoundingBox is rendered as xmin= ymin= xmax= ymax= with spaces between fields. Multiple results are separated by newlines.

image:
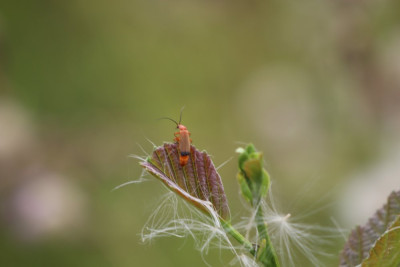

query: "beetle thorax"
xmin=178 ymin=124 xmax=187 ymax=131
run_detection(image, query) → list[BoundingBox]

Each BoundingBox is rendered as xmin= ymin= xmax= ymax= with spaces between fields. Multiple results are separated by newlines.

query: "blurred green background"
xmin=1 ymin=0 xmax=399 ymax=266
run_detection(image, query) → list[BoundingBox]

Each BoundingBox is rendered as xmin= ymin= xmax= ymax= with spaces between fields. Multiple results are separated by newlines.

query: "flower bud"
xmin=237 ymin=144 xmax=270 ymax=206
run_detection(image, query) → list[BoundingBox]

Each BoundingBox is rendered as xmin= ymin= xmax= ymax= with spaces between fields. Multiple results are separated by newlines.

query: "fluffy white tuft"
xmin=235 ymin=185 xmax=343 ymax=267
xmin=141 ymin=191 xmax=257 ymax=267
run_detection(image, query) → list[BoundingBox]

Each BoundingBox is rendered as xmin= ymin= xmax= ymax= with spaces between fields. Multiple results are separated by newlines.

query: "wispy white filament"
xmin=141 ymin=191 xmax=250 ymax=267
xmin=235 ymin=185 xmax=344 ymax=267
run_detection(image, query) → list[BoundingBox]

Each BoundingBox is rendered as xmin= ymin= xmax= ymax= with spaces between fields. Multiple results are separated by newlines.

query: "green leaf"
xmin=361 ymin=216 xmax=400 ymax=267
xmin=238 ymin=151 xmax=249 ymax=172
xmin=340 ymin=190 xmax=400 ymax=266
xmin=237 ymin=173 xmax=253 ymax=203
xmin=140 ymin=143 xmax=230 ymax=220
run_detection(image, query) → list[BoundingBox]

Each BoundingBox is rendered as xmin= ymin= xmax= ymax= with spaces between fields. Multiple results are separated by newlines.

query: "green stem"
xmin=220 ymin=219 xmax=256 ymax=256
xmin=255 ymin=204 xmax=280 ymax=267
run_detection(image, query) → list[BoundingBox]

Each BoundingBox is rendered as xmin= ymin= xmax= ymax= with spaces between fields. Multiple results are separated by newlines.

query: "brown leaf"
xmin=140 ymin=143 xmax=230 ymax=220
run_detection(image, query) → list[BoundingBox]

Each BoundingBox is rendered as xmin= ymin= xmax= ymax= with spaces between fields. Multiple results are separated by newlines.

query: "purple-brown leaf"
xmin=340 ymin=190 xmax=400 ymax=267
xmin=362 ymin=215 xmax=400 ymax=267
xmin=140 ymin=143 xmax=230 ymax=220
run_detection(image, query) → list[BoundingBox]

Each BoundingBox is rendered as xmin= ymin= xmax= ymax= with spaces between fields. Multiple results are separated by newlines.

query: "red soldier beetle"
xmin=160 ymin=108 xmax=192 ymax=166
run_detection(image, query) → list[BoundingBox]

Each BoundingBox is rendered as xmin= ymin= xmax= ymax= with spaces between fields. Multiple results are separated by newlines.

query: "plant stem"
xmin=220 ymin=219 xmax=256 ymax=256
xmin=255 ymin=203 xmax=280 ymax=267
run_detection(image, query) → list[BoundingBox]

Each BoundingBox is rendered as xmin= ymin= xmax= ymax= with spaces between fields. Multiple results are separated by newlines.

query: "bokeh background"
xmin=1 ymin=0 xmax=399 ymax=266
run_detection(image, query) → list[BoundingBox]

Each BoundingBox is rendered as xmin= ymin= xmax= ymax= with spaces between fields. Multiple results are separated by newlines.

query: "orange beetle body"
xmin=174 ymin=124 xmax=191 ymax=166
xmin=160 ymin=108 xmax=192 ymax=167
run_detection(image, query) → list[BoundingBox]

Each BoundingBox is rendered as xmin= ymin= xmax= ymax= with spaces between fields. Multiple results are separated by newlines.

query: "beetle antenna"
xmin=178 ymin=106 xmax=185 ymax=125
xmin=158 ymin=117 xmax=179 ymax=127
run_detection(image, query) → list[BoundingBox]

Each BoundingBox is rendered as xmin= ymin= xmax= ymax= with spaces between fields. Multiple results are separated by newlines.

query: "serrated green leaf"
xmin=361 ymin=216 xmax=400 ymax=267
xmin=340 ymin=190 xmax=400 ymax=267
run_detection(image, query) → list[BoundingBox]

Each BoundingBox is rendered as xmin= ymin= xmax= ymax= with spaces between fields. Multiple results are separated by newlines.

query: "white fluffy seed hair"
xmin=234 ymin=184 xmax=344 ymax=267
xmin=140 ymin=191 xmax=254 ymax=267
xmin=123 ymin=169 xmax=342 ymax=266
xmin=112 ymin=139 xmax=154 ymax=191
